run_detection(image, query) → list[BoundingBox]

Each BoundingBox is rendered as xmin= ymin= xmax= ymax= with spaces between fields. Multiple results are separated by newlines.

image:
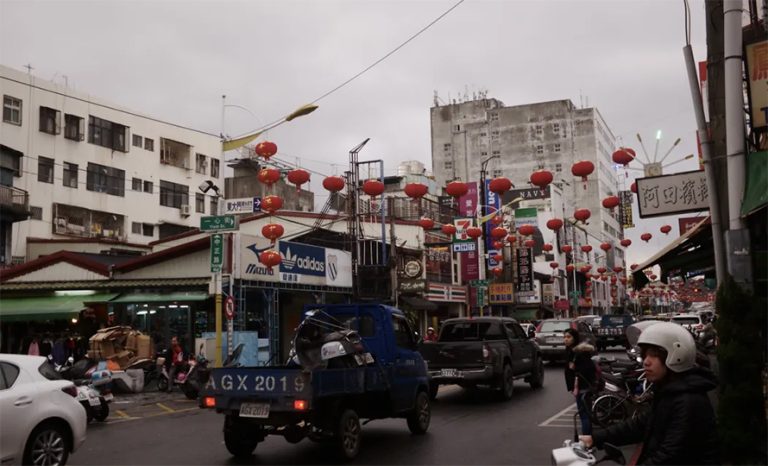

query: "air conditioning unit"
xmin=180 ymin=204 xmax=191 ymax=217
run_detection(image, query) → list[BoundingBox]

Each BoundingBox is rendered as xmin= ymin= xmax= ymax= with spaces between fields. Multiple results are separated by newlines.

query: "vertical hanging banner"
xmin=515 ymin=248 xmax=534 ymax=298
xmin=619 ymin=191 xmax=635 ymax=229
xmin=484 ymin=179 xmax=502 ymax=267
xmin=458 ymin=182 xmax=480 ymax=282
xmin=745 ymin=40 xmax=768 ymax=131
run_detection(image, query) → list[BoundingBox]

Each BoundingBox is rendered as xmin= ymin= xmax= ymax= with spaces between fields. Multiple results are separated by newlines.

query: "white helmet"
xmin=637 ymin=322 xmax=697 ymax=372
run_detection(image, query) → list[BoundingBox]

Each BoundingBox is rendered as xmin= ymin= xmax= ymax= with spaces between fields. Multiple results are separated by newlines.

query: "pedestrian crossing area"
xmin=539 ymin=403 xmax=579 ymax=428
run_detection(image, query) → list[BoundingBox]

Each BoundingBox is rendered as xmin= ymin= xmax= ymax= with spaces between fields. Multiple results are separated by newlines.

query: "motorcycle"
xmin=52 ymin=356 xmax=113 ymax=423
xmin=289 ymin=309 xmax=373 ymax=370
xmin=552 ymin=414 xmax=626 ymax=466
xmin=157 ymin=346 xmax=209 ymax=400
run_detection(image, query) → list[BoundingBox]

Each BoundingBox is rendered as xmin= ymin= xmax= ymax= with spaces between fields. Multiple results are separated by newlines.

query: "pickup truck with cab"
xmin=200 ymin=303 xmax=431 ymax=460
xmin=418 ymin=317 xmax=544 ymax=400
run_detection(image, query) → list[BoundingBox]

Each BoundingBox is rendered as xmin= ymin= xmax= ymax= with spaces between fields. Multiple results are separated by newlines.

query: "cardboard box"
xmin=136 ymin=335 xmax=153 ymax=359
xmin=90 ymin=341 xmax=116 ymax=359
xmin=125 ymin=332 xmax=139 ymax=352
xmin=110 ymin=350 xmax=134 ymax=369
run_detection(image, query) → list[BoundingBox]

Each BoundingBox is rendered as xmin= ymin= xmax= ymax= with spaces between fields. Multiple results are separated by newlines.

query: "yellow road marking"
xmin=156 ymin=403 xmax=176 ymax=413
xmin=145 ymin=407 xmax=197 ymax=418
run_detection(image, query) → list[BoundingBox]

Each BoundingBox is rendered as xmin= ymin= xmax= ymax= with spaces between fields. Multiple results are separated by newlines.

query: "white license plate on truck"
xmin=239 ymin=402 xmax=270 ymax=418
xmin=440 ymin=368 xmax=459 ymax=378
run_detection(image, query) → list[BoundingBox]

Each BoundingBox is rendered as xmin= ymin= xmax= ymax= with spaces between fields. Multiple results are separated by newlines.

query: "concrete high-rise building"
xmin=430 ymin=98 xmax=625 ymax=269
xmin=0 ymin=65 xmax=222 ymax=264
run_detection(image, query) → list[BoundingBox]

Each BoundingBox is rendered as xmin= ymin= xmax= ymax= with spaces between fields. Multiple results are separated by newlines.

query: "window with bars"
xmin=536 ymin=145 xmax=544 ymax=155
xmin=489 ymin=113 xmax=499 ymax=121
xmin=3 ymin=95 xmax=22 ymax=125
xmin=444 ymin=161 xmax=453 ymax=169
xmin=492 ymin=150 xmax=501 ymax=155
xmin=554 ymin=143 xmax=561 ymax=152
xmin=30 ymin=206 xmax=43 ymax=220
xmin=38 ymin=157 xmax=54 ymax=183
xmin=159 ymin=180 xmax=189 ymax=208
xmin=535 ymin=125 xmax=543 ymax=135
xmin=144 ymin=138 xmax=154 ymax=151
xmin=63 ymin=162 xmax=78 ymax=188
xmin=555 ymin=163 xmax=563 ymax=173
xmin=492 ymin=169 xmax=503 ymax=177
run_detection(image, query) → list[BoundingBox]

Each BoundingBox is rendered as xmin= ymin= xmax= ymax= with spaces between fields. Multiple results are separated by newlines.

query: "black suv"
xmin=595 ymin=314 xmax=636 ymax=351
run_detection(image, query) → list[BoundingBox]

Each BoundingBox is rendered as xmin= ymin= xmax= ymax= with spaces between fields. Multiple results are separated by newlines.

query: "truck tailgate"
xmin=420 ymin=342 xmax=485 ymax=370
xmin=204 ymin=367 xmax=311 ymax=413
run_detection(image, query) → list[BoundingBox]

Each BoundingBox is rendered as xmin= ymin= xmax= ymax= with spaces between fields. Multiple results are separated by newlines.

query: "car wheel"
xmin=223 ymin=415 xmax=260 ymax=458
xmin=406 ymin=391 xmax=431 ymax=434
xmin=529 ymin=359 xmax=544 ymax=389
xmin=93 ymin=400 xmax=110 ymax=422
xmin=23 ymin=422 xmax=70 ymax=466
xmin=336 ymin=409 xmax=361 ymax=460
xmin=498 ymin=364 xmax=514 ymax=401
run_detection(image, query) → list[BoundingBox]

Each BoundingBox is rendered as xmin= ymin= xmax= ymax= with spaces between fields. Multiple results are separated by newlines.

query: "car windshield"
xmin=38 ymin=361 xmax=62 ymax=381
xmin=539 ymin=321 xmax=571 ymax=333
xmin=673 ymin=317 xmax=700 ymax=325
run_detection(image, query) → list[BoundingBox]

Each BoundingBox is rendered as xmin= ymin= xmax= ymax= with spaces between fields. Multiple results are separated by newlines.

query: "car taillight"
xmin=294 ymin=399 xmax=308 ymax=411
xmin=61 ymin=385 xmax=78 ymax=398
xmin=203 ymin=396 xmax=215 ymax=408
xmin=482 ymin=344 xmax=491 ymax=361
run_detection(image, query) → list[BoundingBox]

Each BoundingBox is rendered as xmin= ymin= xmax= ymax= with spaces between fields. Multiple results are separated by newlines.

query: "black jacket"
xmin=564 ymin=342 xmax=597 ymax=392
xmin=592 ymin=367 xmax=719 ymax=465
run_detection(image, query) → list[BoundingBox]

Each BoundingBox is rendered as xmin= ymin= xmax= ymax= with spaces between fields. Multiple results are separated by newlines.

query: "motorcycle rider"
xmin=580 ymin=322 xmax=719 ymax=464
xmin=563 ymin=328 xmax=597 ymax=435
xmin=165 ymin=336 xmax=186 ymax=392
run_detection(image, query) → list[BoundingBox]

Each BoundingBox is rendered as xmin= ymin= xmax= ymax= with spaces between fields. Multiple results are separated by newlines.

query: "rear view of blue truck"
xmin=200 ymin=303 xmax=431 ymax=460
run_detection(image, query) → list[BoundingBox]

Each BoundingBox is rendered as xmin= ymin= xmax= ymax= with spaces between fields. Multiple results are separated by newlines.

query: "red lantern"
xmin=597 ymin=266 xmax=607 ymax=274
xmin=611 ymin=276 xmax=618 ymax=285
xmin=262 ymin=195 xmax=283 ymax=214
xmin=506 ymin=235 xmax=516 ymax=244
xmin=441 ymin=224 xmax=457 ymax=236
xmin=620 ymin=277 xmax=628 ymax=285
xmin=418 ymin=217 xmax=435 ymax=230
xmin=620 ymin=239 xmax=632 ymax=247
xmin=492 ymin=267 xmax=503 ymax=277
xmin=255 ymin=141 xmax=278 ymax=160
xmin=546 ymin=218 xmax=564 ymax=231
xmin=259 ymin=249 xmax=281 ymax=267
xmin=445 ymin=181 xmax=468 ymax=198
xmin=562 ymin=245 xmax=573 ymax=254
xmin=542 ymin=243 xmax=553 ymax=252
xmin=566 ymin=264 xmax=575 ymax=273
xmin=518 ymin=224 xmax=536 ymax=236
xmin=613 ymin=266 xmax=623 ymax=273
xmin=530 ymin=170 xmax=553 ymax=189
xmin=650 ymin=274 xmax=658 ymax=281
xmin=641 ymin=233 xmax=652 ymax=242
xmin=488 ymin=177 xmax=512 ymax=195
xmin=612 ymin=147 xmax=636 ymax=166
xmin=466 ymin=226 xmax=482 ymax=239
xmin=257 ymin=168 xmax=281 ymax=186
xmin=601 ymin=275 xmax=609 ymax=282
xmin=549 ymin=261 xmax=559 ymax=270
xmin=660 ymin=225 xmax=672 ymax=235
xmin=493 ymin=254 xmax=503 ymax=262
xmin=580 ymin=265 xmax=592 ymax=274
xmin=574 ymin=208 xmax=591 ymax=223
xmin=602 ymin=196 xmax=620 ymax=210
xmin=490 ymin=227 xmax=508 ymax=239
xmin=490 ymin=215 xmax=502 ymax=225
xmin=600 ymin=242 xmax=612 ymax=251
xmin=581 ymin=245 xmax=593 ymax=253
xmin=611 ymin=289 xmax=618 ymax=298
xmin=493 ymin=240 xmax=504 ymax=249
xmin=571 ymin=160 xmax=595 ymax=189
xmin=631 ymin=182 xmax=637 ymax=194
xmin=362 ymin=179 xmax=385 ymax=198
xmin=322 ymin=176 xmax=345 ymax=193
xmin=524 ymin=239 xmax=535 ymax=248
xmin=261 ymin=223 xmax=284 ymax=243
xmin=287 ymin=169 xmax=310 ymax=191
xmin=630 ymin=263 xmax=638 ymax=270
xmin=404 ymin=183 xmax=428 ymax=200
xmin=584 ymin=288 xmax=592 ymax=297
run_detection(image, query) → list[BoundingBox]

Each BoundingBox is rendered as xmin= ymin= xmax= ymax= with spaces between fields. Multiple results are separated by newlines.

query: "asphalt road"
xmin=70 ymin=355 xmax=637 ymax=465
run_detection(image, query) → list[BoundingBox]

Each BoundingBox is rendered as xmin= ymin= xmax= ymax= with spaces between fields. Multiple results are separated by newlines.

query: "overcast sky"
xmin=1 ymin=0 xmax=712 ymax=266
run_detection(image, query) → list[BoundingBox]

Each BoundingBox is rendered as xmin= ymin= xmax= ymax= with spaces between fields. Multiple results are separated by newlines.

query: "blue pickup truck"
xmin=200 ymin=303 xmax=431 ymax=460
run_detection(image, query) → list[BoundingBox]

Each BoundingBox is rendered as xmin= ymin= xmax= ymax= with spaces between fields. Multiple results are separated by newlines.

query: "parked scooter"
xmin=157 ymin=346 xmax=208 ymax=399
xmin=52 ymin=356 xmax=113 ymax=423
xmin=551 ymin=414 xmax=626 ymax=466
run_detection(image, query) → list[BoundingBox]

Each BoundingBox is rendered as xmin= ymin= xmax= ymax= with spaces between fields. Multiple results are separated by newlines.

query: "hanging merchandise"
xmin=255 ymin=141 xmax=278 ymax=160
xmin=322 ymin=176 xmax=345 ymax=193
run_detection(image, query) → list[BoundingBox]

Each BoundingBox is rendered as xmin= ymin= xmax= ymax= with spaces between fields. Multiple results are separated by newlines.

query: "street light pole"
xmin=478 ymin=155 xmax=499 ymax=316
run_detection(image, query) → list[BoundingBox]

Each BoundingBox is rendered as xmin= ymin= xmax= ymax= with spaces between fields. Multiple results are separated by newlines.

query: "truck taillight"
xmin=482 ymin=344 xmax=491 ymax=361
xmin=294 ymin=399 xmax=308 ymax=411
xmin=203 ymin=396 xmax=215 ymax=408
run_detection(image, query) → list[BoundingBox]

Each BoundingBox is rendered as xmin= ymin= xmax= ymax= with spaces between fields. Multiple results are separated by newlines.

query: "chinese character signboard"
xmin=225 ymin=197 xmax=261 ymax=214
xmin=636 ymin=170 xmax=709 ymax=218
xmin=678 ymin=216 xmax=705 ymax=236
xmin=210 ymin=234 xmax=224 ymax=272
xmin=619 ymin=191 xmax=635 ymax=229
xmin=489 ymin=283 xmax=514 ymax=303
xmin=484 ymin=179 xmax=502 ymax=268
xmin=745 ymin=39 xmax=768 ymax=130
xmin=515 ymin=248 xmax=534 ymax=294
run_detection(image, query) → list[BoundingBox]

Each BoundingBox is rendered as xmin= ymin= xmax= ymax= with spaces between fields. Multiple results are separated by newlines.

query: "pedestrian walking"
xmin=579 ymin=322 xmax=719 ymax=464
xmin=424 ymin=327 xmax=438 ymax=342
xmin=563 ymin=327 xmax=597 ymax=435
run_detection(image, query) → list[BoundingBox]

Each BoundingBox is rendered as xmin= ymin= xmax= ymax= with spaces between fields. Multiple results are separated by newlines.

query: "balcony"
xmin=0 ymin=185 xmax=30 ymax=222
xmin=159 ymin=138 xmax=191 ymax=170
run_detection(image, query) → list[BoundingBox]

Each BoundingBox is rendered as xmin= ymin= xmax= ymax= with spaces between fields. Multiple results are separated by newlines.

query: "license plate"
xmin=547 ymin=337 xmax=562 ymax=343
xmin=103 ymin=393 xmax=114 ymax=402
xmin=440 ymin=368 xmax=459 ymax=378
xmin=88 ymin=396 xmax=101 ymax=407
xmin=239 ymin=402 xmax=270 ymax=418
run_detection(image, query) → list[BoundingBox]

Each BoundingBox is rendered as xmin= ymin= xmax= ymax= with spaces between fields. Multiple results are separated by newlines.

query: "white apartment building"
xmin=0 ymin=65 xmax=222 ymax=264
xmin=430 ymin=97 xmax=625 ymax=268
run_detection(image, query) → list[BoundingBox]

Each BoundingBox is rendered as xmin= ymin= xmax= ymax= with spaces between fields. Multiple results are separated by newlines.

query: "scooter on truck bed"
xmin=201 ymin=303 xmax=431 ymax=461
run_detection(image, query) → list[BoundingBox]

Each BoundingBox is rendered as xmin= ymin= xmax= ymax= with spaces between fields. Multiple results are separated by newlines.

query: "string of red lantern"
xmin=489 ymin=177 xmax=512 ymax=195
xmin=530 ymin=170 xmax=553 ymax=189
xmin=322 ymin=176 xmax=345 ymax=193
xmin=445 ymin=181 xmax=468 ymax=198
xmin=546 ymin=218 xmax=563 ymax=231
xmin=255 ymin=141 xmax=278 ymax=160
xmin=441 ymin=224 xmax=456 ymax=235
xmin=571 ymin=160 xmax=594 ymax=189
xmin=286 ymin=169 xmax=310 ymax=192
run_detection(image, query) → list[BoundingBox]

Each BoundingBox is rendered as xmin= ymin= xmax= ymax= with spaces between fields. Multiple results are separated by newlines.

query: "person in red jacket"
xmin=166 ymin=336 xmax=186 ymax=392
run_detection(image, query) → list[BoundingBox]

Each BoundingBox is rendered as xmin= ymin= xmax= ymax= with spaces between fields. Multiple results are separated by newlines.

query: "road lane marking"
xmin=114 ymin=410 xmax=135 ymax=419
xmin=156 ymin=403 xmax=176 ymax=413
xmin=539 ymin=403 xmax=577 ymax=427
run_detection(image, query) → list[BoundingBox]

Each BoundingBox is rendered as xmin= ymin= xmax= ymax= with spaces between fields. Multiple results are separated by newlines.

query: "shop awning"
xmin=111 ymin=291 xmax=209 ymax=303
xmin=400 ymin=296 xmax=438 ymax=311
xmin=0 ymin=293 xmax=117 ymax=322
xmin=741 ymin=151 xmax=768 ymax=216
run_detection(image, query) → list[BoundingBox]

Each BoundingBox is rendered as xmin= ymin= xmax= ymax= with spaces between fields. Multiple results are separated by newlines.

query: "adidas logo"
xmin=281 ymin=247 xmax=298 ymax=270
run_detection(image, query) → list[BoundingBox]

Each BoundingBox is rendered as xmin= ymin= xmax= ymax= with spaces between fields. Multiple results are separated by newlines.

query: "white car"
xmin=670 ymin=313 xmax=706 ymax=335
xmin=0 ymin=354 xmax=87 ymax=465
